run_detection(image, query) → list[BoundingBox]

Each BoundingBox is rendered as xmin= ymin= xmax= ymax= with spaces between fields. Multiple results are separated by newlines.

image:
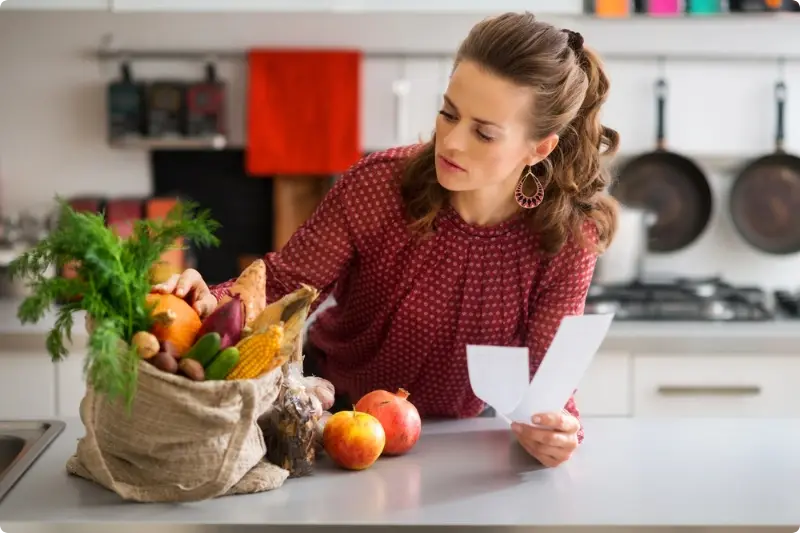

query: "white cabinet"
xmin=403 ymin=58 xmax=446 ymax=147
xmin=633 ymin=354 xmax=800 ymax=418
xmin=1 ymin=0 xmax=108 ymax=9
xmin=362 ymin=57 xmax=451 ymax=151
xmin=109 ymin=0 xmax=583 ymax=13
xmin=55 ymin=354 xmax=87 ymax=418
xmin=361 ymin=58 xmax=404 ymax=151
xmin=0 ymin=333 xmax=87 ymax=420
xmin=576 ymin=351 xmax=800 ymax=419
xmin=575 ymin=351 xmax=632 ymax=417
xmin=0 ymin=353 xmax=56 ymax=419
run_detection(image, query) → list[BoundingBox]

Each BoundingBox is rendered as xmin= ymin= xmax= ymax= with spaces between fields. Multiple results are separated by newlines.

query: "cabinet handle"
xmin=657 ymin=385 xmax=762 ymax=396
xmin=392 ymin=79 xmax=411 ymax=145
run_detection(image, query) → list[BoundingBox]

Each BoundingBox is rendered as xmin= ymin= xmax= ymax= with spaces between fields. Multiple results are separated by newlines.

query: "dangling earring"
xmin=515 ymin=166 xmax=544 ymax=209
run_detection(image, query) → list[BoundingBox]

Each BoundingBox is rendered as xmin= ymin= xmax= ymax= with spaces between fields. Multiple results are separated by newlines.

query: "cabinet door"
xmin=361 ymin=58 xmax=403 ymax=151
xmin=0 ymin=353 xmax=56 ymax=419
xmin=2 ymin=0 xmax=108 ymax=9
xmin=55 ymin=353 xmax=87 ymax=418
xmin=403 ymin=58 xmax=447 ymax=146
xmin=633 ymin=354 xmax=800 ymax=417
xmin=574 ymin=351 xmax=632 ymax=417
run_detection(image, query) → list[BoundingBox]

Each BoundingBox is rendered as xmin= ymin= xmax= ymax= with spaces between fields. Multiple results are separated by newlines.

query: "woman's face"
xmin=434 ymin=60 xmax=557 ymax=193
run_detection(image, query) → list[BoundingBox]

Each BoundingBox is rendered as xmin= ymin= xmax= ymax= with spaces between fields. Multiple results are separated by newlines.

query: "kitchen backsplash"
xmin=1 ymin=11 xmax=800 ymax=290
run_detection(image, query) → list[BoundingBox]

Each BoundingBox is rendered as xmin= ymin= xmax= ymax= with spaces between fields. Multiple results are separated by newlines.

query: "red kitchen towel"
xmin=246 ymin=49 xmax=362 ymax=176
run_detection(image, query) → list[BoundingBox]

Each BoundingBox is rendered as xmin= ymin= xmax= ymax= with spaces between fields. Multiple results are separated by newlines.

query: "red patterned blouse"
xmin=210 ymin=146 xmax=598 ymax=443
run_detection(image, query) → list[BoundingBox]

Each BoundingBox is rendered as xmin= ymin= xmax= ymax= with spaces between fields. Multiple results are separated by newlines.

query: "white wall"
xmin=2 ymin=11 xmax=800 ymax=290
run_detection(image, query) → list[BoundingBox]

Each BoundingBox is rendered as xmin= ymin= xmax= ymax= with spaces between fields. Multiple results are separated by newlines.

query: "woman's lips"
xmin=438 ymin=155 xmax=466 ymax=172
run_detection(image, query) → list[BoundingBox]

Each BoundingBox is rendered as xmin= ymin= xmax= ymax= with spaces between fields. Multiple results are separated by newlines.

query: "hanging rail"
xmin=88 ymin=18 xmax=800 ymax=63
xmin=91 ymin=48 xmax=800 ymax=64
xmin=89 ymin=31 xmax=800 ymax=63
xmin=92 ymin=48 xmax=444 ymax=61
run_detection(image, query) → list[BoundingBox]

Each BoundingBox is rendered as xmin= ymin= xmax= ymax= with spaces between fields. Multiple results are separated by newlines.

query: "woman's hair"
xmin=399 ymin=11 xmax=620 ymax=256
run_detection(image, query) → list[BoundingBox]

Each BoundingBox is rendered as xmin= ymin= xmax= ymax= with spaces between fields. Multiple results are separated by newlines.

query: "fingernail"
xmin=532 ymin=416 xmax=541 ymax=424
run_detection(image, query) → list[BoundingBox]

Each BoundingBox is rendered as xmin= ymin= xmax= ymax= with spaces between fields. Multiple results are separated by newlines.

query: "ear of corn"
xmin=226 ymin=323 xmax=285 ymax=380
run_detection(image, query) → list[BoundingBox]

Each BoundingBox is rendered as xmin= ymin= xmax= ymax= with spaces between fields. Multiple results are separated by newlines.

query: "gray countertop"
xmin=1 ymin=416 xmax=800 ymax=530
xmin=0 ymin=299 xmax=798 ymax=355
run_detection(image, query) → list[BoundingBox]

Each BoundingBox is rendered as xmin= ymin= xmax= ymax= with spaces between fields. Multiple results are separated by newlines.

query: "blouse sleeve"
xmin=209 ymin=161 xmax=364 ymax=311
xmin=526 ymin=223 xmax=599 ymax=445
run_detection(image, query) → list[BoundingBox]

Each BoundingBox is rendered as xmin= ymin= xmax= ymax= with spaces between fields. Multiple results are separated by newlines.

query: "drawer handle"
xmin=657 ymin=385 xmax=762 ymax=396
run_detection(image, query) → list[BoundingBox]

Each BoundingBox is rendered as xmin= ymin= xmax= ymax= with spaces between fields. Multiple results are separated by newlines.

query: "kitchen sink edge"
xmin=0 ymin=420 xmax=66 ymax=503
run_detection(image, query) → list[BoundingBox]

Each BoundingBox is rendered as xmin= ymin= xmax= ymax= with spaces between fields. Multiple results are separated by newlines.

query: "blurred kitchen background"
xmin=1 ymin=0 xmax=800 ymax=422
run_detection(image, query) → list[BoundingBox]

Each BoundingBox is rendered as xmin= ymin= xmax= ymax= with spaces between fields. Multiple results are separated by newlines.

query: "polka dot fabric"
xmin=210 ymin=146 xmax=599 ymax=444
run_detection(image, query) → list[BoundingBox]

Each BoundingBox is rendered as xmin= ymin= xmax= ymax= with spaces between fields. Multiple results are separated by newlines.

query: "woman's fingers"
xmin=175 ymin=269 xmax=202 ymax=298
xmin=151 ymin=273 xmax=180 ymax=294
xmin=194 ymin=294 xmax=217 ymax=318
xmin=151 ymin=269 xmax=216 ymax=317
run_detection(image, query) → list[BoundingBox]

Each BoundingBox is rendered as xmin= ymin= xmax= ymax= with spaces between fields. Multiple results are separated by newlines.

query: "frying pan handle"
xmin=655 ymin=78 xmax=668 ymax=150
xmin=775 ymin=81 xmax=786 ymax=152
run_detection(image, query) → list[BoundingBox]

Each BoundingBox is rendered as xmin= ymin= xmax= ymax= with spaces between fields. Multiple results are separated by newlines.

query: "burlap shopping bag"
xmin=66 ymin=360 xmax=289 ymax=502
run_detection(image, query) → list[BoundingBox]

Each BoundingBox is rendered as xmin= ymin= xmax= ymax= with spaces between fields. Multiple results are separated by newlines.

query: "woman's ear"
xmin=527 ymin=133 xmax=559 ymax=166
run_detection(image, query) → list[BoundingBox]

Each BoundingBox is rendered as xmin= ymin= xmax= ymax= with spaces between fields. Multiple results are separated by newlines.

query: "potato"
xmin=150 ymin=351 xmax=178 ymax=374
xmin=131 ymin=331 xmax=160 ymax=360
xmin=178 ymin=358 xmax=205 ymax=381
xmin=160 ymin=340 xmax=179 ymax=360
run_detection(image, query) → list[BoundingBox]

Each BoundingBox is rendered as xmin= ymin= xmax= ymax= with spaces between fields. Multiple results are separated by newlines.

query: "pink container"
xmin=648 ymin=0 xmax=681 ymax=14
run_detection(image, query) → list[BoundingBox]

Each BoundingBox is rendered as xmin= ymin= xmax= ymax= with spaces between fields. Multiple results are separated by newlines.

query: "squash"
xmin=145 ymin=293 xmax=203 ymax=357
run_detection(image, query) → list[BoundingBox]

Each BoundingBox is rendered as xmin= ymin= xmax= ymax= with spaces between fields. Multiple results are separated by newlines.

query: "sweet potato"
xmin=197 ymin=294 xmax=244 ymax=350
xmin=160 ymin=340 xmax=179 ymax=360
xmin=150 ymin=351 xmax=178 ymax=374
xmin=221 ymin=259 xmax=266 ymax=329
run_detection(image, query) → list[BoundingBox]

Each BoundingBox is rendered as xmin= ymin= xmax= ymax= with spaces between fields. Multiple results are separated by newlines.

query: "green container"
xmin=687 ymin=0 xmax=721 ymax=12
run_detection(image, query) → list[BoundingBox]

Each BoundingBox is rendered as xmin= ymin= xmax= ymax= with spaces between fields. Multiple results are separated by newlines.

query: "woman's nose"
xmin=441 ymin=126 xmax=467 ymax=152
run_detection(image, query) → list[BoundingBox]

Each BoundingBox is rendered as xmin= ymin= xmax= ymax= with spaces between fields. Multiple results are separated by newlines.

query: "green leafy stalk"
xmin=9 ymin=197 xmax=220 ymax=410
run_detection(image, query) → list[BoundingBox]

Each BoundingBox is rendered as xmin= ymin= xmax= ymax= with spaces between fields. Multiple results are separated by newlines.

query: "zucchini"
xmin=183 ymin=332 xmax=222 ymax=367
xmin=205 ymin=347 xmax=240 ymax=380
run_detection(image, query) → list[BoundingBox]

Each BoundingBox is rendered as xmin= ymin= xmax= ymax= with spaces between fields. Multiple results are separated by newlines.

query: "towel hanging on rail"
xmin=245 ymin=48 xmax=362 ymax=176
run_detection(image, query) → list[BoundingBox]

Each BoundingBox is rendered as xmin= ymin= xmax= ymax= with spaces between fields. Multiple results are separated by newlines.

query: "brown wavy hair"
xmin=399 ymin=12 xmax=620 ymax=256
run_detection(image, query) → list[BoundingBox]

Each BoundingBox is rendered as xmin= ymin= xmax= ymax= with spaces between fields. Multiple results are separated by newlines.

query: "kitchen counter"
xmin=0 ymin=297 xmax=797 ymax=355
xmin=1 ymin=416 xmax=799 ymax=532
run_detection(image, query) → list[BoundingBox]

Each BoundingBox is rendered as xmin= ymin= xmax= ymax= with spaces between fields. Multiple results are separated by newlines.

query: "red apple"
xmin=322 ymin=410 xmax=386 ymax=471
xmin=355 ymin=388 xmax=422 ymax=456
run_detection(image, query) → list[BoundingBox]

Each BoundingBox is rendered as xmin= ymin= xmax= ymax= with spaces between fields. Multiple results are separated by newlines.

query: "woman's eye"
xmin=438 ymin=109 xmax=493 ymax=142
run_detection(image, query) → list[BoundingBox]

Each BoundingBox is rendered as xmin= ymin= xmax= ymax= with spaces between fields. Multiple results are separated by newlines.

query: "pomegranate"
xmin=355 ymin=388 xmax=422 ymax=456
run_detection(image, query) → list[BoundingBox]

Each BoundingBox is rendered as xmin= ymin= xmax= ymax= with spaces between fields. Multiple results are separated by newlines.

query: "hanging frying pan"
xmin=729 ymin=80 xmax=800 ymax=255
xmin=611 ymin=78 xmax=713 ymax=253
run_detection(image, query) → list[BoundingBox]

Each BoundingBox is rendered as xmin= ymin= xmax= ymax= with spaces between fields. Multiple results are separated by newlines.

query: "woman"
xmin=155 ymin=12 xmax=620 ymax=468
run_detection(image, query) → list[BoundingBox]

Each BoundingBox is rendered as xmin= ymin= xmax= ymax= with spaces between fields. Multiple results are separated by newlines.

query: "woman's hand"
xmin=151 ymin=268 xmax=217 ymax=318
xmin=511 ymin=410 xmax=580 ymax=467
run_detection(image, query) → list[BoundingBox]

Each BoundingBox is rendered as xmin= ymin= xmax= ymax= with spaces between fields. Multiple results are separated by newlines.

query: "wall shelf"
xmin=109 ymin=136 xmax=228 ymax=150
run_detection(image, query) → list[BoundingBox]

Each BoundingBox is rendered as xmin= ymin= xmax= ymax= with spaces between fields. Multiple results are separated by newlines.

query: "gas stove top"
xmin=585 ymin=277 xmax=774 ymax=321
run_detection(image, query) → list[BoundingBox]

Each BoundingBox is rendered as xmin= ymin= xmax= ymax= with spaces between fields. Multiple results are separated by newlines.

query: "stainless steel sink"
xmin=0 ymin=420 xmax=65 ymax=503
